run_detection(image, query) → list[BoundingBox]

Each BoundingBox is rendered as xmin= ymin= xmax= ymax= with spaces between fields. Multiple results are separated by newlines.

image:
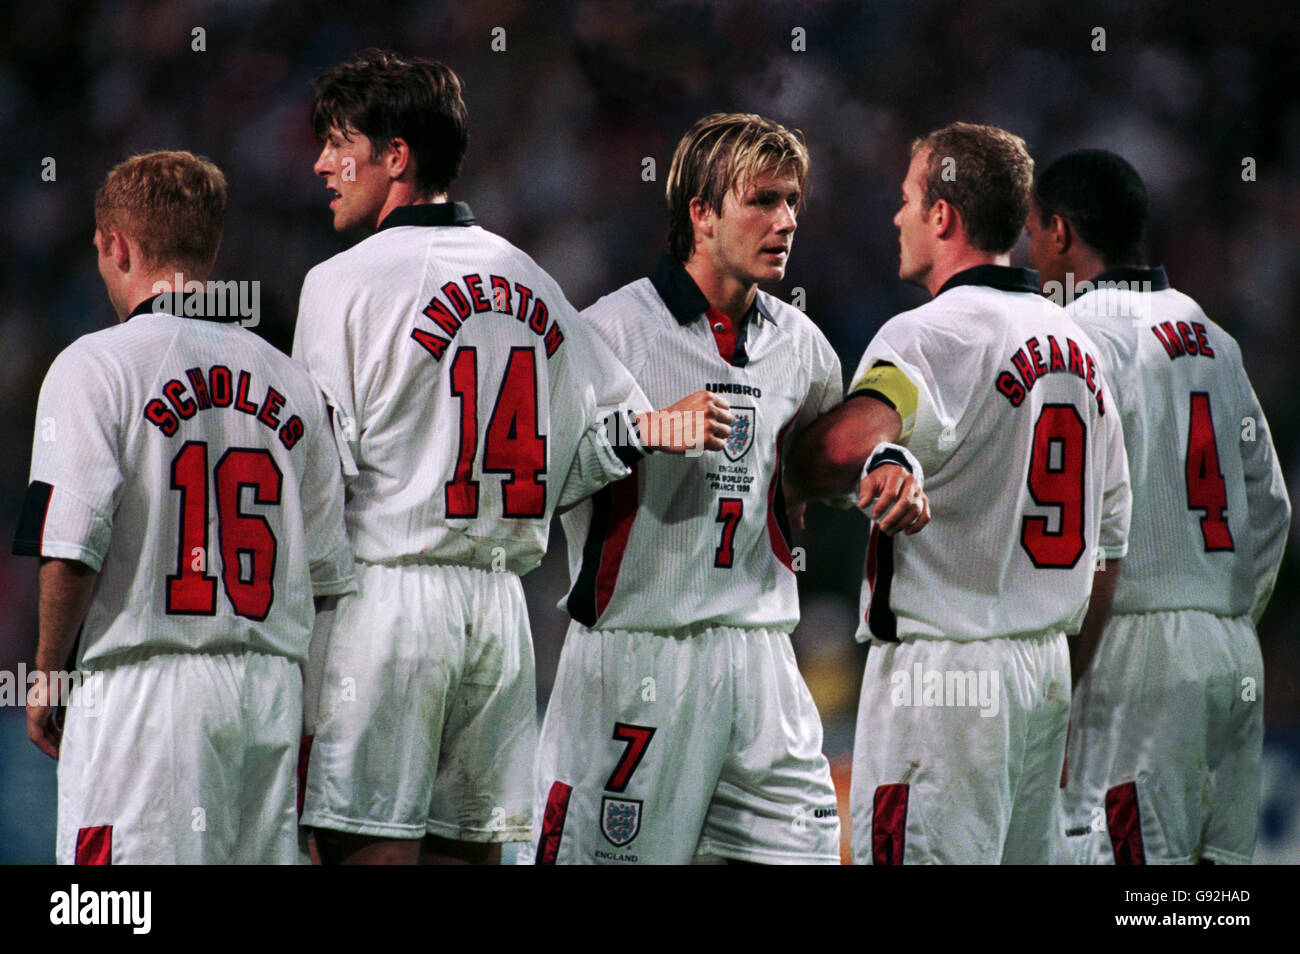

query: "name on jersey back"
xmin=410 ymin=272 xmax=566 ymax=362
xmin=143 ymin=365 xmax=305 ymax=450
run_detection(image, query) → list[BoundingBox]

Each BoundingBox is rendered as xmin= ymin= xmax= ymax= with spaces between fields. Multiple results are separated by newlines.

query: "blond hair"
xmin=665 ymin=113 xmax=810 ymax=261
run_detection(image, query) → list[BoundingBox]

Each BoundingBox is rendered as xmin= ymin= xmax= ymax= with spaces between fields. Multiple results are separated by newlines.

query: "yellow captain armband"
xmin=848 ymin=361 xmax=918 ymax=439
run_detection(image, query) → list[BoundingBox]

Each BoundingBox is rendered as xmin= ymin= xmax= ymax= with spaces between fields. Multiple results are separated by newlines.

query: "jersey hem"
xmin=35 ymin=541 xmax=103 ymax=572
xmin=425 ymin=819 xmax=531 ymax=844
xmin=299 ymin=809 xmax=425 ymax=840
xmin=695 ymin=838 xmax=839 ymax=865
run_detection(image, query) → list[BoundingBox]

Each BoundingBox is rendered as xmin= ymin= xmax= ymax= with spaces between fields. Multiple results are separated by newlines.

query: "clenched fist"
xmin=637 ymin=390 xmax=733 ymax=455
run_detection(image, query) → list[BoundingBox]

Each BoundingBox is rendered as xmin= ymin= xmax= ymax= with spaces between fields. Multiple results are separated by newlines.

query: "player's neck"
xmin=925 ymin=249 xmax=1009 ymax=298
xmin=1066 ymin=249 xmax=1111 ymax=286
xmin=372 ymin=186 xmax=448 ymax=231
xmin=123 ymin=269 xmax=207 ymax=319
xmin=683 ymin=257 xmax=757 ymax=323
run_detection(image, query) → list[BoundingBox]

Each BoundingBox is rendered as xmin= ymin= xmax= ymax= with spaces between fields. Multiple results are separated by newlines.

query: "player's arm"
xmin=786 ymin=394 xmax=929 ymax=536
xmin=635 ymin=390 xmax=732 ymax=454
xmin=1238 ymin=372 xmax=1291 ymax=623
xmin=28 ymin=558 xmax=97 ymax=759
xmin=1070 ymin=558 xmax=1121 ymax=686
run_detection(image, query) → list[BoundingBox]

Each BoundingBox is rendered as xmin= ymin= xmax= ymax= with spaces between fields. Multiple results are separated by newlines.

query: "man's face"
xmin=1024 ymin=198 xmax=1065 ymax=290
xmin=893 ymin=149 xmax=936 ymax=287
xmin=705 ymin=168 xmax=800 ymax=288
xmin=314 ymin=125 xmax=394 ymax=232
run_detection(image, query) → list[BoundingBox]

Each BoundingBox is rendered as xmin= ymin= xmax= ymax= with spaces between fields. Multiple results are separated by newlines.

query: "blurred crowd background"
xmin=1 ymin=0 xmax=1297 ymax=862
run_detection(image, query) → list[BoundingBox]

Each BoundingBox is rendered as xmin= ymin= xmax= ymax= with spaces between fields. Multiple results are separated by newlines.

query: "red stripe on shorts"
xmin=75 ymin=825 xmax=112 ymax=865
xmin=535 ymin=781 xmax=574 ymax=865
xmin=1106 ymin=781 xmax=1146 ymax=865
xmin=872 ymin=783 xmax=908 ymax=865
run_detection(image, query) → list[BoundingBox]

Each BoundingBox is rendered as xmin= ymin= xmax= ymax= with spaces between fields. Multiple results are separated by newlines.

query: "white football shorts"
xmin=57 ymin=648 xmax=302 ymax=864
xmin=525 ymin=621 xmax=841 ymax=865
xmin=850 ymin=630 xmax=1071 ymax=864
xmin=301 ymin=561 xmax=535 ymax=843
xmin=1060 ymin=610 xmax=1263 ymax=865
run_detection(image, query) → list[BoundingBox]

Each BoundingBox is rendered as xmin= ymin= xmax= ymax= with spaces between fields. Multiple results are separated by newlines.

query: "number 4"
xmin=1186 ymin=392 xmax=1235 ymax=551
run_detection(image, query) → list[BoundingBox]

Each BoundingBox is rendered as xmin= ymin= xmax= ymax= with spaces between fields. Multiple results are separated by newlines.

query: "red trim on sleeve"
xmin=535 ymin=780 xmax=574 ymax=865
xmin=75 ymin=825 xmax=113 ymax=865
xmin=1106 ymin=781 xmax=1146 ymax=865
xmin=872 ymin=783 xmax=908 ymax=865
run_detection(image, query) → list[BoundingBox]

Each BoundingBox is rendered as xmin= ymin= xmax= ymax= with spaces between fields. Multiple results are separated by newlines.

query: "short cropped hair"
xmin=311 ymin=48 xmax=469 ymax=198
xmin=665 ymin=113 xmax=810 ymax=262
xmin=1033 ymin=150 xmax=1149 ymax=267
xmin=911 ymin=123 xmax=1033 ymax=254
xmin=93 ymin=151 xmax=226 ymax=274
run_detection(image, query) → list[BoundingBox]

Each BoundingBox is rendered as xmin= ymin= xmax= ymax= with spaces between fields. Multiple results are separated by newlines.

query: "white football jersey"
xmin=559 ymin=253 xmax=843 ymax=632
xmin=849 ymin=266 xmax=1132 ymax=642
xmin=15 ymin=300 xmax=355 ymax=667
xmin=292 ymin=203 xmax=652 ymax=576
xmin=1065 ymin=267 xmax=1290 ymax=619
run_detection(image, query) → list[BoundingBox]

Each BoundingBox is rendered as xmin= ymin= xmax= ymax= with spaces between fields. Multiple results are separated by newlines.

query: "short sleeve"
xmin=293 ymin=267 xmax=362 ymax=479
xmin=13 ymin=346 xmax=123 ymax=571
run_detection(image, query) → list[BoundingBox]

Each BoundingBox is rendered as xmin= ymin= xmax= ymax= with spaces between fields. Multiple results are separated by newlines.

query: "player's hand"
xmin=26 ymin=671 xmax=62 ymax=760
xmin=858 ymin=464 xmax=930 ymax=536
xmin=638 ymin=390 xmax=732 ymax=455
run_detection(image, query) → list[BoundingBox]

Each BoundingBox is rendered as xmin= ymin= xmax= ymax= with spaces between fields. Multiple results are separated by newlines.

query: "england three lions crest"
xmin=601 ymin=796 xmax=643 ymax=847
xmin=724 ymin=405 xmax=756 ymax=462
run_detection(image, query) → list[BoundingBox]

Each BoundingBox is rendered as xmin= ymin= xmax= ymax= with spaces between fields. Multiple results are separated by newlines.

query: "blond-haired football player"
xmin=1028 ymin=149 xmax=1290 ymax=863
xmin=527 ymin=113 xmax=926 ymax=864
xmin=15 ymin=151 xmax=355 ymax=864
xmin=789 ymin=124 xmax=1132 ymax=864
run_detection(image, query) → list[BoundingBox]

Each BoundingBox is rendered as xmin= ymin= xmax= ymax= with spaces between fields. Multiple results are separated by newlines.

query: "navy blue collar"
xmin=128 ymin=292 xmax=239 ymax=323
xmin=936 ymin=264 xmax=1040 ymax=297
xmin=648 ymin=251 xmax=767 ymax=327
xmin=1083 ymin=265 xmax=1169 ymax=294
xmin=377 ymin=201 xmax=476 ymax=231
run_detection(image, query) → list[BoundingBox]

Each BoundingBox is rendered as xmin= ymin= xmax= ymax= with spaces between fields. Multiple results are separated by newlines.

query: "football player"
xmin=788 ymin=123 xmax=1133 ymax=863
xmin=15 ymin=151 xmax=355 ymax=863
xmin=1027 ymin=149 xmax=1291 ymax=863
xmin=527 ymin=113 xmax=926 ymax=864
xmin=293 ymin=50 xmax=730 ymax=865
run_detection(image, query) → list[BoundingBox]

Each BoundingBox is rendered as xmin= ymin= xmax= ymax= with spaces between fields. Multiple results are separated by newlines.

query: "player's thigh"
xmin=427 ymin=567 xmax=536 ymax=844
xmin=850 ymin=637 xmax=1033 ymax=865
xmin=704 ymin=627 xmax=839 ymax=865
xmin=530 ymin=623 xmax=729 ymax=865
xmin=1203 ymin=615 xmax=1264 ymax=864
xmin=302 ymin=562 xmax=465 ymax=839
xmin=1000 ymin=632 xmax=1071 ymax=865
xmin=1065 ymin=612 xmax=1222 ymax=864
xmin=57 ymin=653 xmax=245 ymax=864
xmin=234 ymin=654 xmax=303 ymax=864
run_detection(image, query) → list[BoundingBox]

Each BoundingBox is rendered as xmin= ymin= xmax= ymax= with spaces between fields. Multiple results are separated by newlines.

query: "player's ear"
xmin=1049 ymin=214 xmax=1071 ymax=254
xmin=688 ymin=196 xmax=714 ymax=240
xmin=931 ymin=198 xmax=957 ymax=240
xmin=384 ymin=137 xmax=412 ymax=182
xmin=107 ymin=228 xmax=131 ymax=272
